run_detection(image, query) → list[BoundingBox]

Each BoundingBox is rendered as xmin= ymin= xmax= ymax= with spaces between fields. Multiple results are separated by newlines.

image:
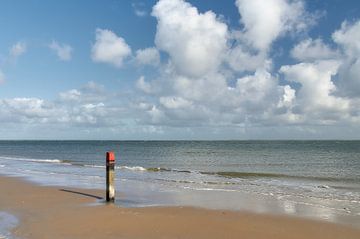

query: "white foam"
xmin=84 ymin=164 xmax=105 ymax=168
xmin=118 ymin=166 xmax=147 ymax=171
xmin=0 ymin=156 xmax=63 ymax=164
xmin=33 ymin=159 xmax=63 ymax=163
xmin=83 ymin=165 xmax=147 ymax=171
xmin=183 ymin=186 xmax=237 ymax=192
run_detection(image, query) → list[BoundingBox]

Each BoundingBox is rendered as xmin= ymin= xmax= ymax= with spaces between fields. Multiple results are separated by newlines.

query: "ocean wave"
xmin=182 ymin=186 xmax=237 ymax=192
xmin=147 ymin=167 xmax=193 ymax=174
xmin=115 ymin=167 xmax=356 ymax=184
xmin=0 ymin=156 xmax=68 ymax=164
xmin=118 ymin=166 xmax=147 ymax=171
xmin=201 ymin=171 xmax=358 ymax=183
xmin=155 ymin=177 xmax=238 ymax=186
xmin=69 ymin=162 xmax=360 ymax=184
xmin=1 ymin=155 xmax=355 ymax=184
xmin=82 ymin=165 xmax=147 ymax=171
xmin=202 ymin=171 xmax=310 ymax=179
xmin=317 ymin=185 xmax=330 ymax=189
xmin=83 ymin=164 xmax=105 ymax=168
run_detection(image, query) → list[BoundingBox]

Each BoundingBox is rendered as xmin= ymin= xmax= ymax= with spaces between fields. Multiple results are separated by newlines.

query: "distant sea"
xmin=0 ymin=140 xmax=359 ymax=227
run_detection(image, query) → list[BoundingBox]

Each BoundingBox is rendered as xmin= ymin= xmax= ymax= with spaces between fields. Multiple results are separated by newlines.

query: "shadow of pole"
xmin=60 ymin=189 xmax=103 ymax=200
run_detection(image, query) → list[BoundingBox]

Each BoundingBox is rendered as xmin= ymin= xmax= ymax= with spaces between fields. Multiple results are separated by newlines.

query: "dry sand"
xmin=1 ymin=176 xmax=359 ymax=239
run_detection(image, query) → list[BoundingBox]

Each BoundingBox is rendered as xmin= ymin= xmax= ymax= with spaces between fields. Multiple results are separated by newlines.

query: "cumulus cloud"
xmin=152 ymin=0 xmax=228 ymax=78
xmin=159 ymin=96 xmax=192 ymax=109
xmin=226 ymin=45 xmax=269 ymax=72
xmin=234 ymin=69 xmax=280 ymax=111
xmin=48 ymin=40 xmax=73 ymax=61
xmin=131 ymin=0 xmax=360 ymax=134
xmin=332 ymin=21 xmax=360 ymax=57
xmin=332 ymin=21 xmax=360 ymax=97
xmin=59 ymin=89 xmax=81 ymax=102
xmin=91 ymin=28 xmax=131 ymax=67
xmin=136 ymin=76 xmax=153 ymax=94
xmin=59 ymin=81 xmax=107 ymax=103
xmin=139 ymin=0 xmax=310 ymax=128
xmin=0 ymin=98 xmax=57 ymax=123
xmin=235 ymin=0 xmax=312 ymax=52
xmin=3 ymin=0 xmax=360 ymax=139
xmin=280 ymin=60 xmax=350 ymax=123
xmin=9 ymin=42 xmax=27 ymax=58
xmin=135 ymin=47 xmax=160 ymax=66
xmin=291 ymin=38 xmax=338 ymax=61
xmin=227 ymin=0 xmax=316 ymax=73
xmin=0 ymin=82 xmax=121 ymax=129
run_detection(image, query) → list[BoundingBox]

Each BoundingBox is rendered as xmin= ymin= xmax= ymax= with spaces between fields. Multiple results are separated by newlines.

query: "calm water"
xmin=0 ymin=140 xmax=359 ymax=227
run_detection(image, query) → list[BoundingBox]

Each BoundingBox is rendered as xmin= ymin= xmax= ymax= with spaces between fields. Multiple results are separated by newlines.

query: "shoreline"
xmin=1 ymin=175 xmax=360 ymax=239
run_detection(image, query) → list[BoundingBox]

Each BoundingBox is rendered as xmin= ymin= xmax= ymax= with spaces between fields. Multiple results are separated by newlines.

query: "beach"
xmin=0 ymin=176 xmax=359 ymax=239
xmin=2 ymin=0 xmax=360 ymax=237
xmin=0 ymin=141 xmax=360 ymax=229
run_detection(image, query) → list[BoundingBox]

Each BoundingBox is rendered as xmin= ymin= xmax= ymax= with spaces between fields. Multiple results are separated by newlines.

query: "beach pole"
xmin=106 ymin=151 xmax=115 ymax=202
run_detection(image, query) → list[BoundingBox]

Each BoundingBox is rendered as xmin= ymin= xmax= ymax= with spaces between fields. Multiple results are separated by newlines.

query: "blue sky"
xmin=0 ymin=0 xmax=360 ymax=139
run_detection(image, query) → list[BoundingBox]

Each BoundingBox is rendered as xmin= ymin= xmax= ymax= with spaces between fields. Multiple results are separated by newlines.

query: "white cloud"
xmin=0 ymin=98 xmax=55 ymax=123
xmin=235 ymin=0 xmax=311 ymax=51
xmin=159 ymin=96 xmax=192 ymax=109
xmin=59 ymin=89 xmax=81 ymax=102
xmin=280 ymin=60 xmax=349 ymax=122
xmin=136 ymin=76 xmax=153 ymax=94
xmin=234 ymin=69 xmax=279 ymax=110
xmin=147 ymin=105 xmax=166 ymax=124
xmin=152 ymin=0 xmax=228 ymax=78
xmin=131 ymin=0 xmax=360 ymax=133
xmin=227 ymin=0 xmax=315 ymax=73
xmin=49 ymin=40 xmax=73 ymax=61
xmin=291 ymin=38 xmax=338 ymax=61
xmin=137 ymin=0 xmax=306 ymax=128
xmin=227 ymin=45 xmax=269 ymax=72
xmin=0 ymin=81 xmax=121 ymax=129
xmin=173 ymin=72 xmax=228 ymax=102
xmin=59 ymin=81 xmax=107 ymax=103
xmin=332 ymin=21 xmax=360 ymax=57
xmin=332 ymin=21 xmax=360 ymax=97
xmin=2 ymin=0 xmax=360 ymax=139
xmin=280 ymin=85 xmax=296 ymax=108
xmin=91 ymin=28 xmax=131 ymax=67
xmin=9 ymin=42 xmax=27 ymax=58
xmin=135 ymin=47 xmax=160 ymax=66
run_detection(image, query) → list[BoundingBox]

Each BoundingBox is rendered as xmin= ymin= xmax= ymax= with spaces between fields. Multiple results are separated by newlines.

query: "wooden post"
xmin=106 ymin=151 xmax=115 ymax=202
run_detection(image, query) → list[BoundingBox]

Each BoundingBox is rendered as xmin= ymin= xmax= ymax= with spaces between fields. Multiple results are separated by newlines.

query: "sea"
xmin=0 ymin=140 xmax=359 ymax=228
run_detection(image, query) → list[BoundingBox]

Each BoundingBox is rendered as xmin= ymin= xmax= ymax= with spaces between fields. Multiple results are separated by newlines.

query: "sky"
xmin=0 ymin=0 xmax=360 ymax=140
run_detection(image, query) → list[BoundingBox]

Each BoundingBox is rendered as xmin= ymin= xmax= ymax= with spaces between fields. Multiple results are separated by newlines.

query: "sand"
xmin=0 ymin=176 xmax=359 ymax=239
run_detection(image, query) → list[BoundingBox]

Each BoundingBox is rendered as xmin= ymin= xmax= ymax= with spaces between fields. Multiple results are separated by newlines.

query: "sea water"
xmin=0 ymin=211 xmax=18 ymax=239
xmin=0 ymin=140 xmax=359 ymax=227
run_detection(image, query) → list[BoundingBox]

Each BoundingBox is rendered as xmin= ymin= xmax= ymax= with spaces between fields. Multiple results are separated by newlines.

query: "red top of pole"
xmin=106 ymin=151 xmax=115 ymax=162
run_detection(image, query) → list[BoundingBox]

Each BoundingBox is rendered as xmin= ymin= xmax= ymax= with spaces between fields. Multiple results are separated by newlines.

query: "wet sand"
xmin=1 ymin=176 xmax=359 ymax=239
